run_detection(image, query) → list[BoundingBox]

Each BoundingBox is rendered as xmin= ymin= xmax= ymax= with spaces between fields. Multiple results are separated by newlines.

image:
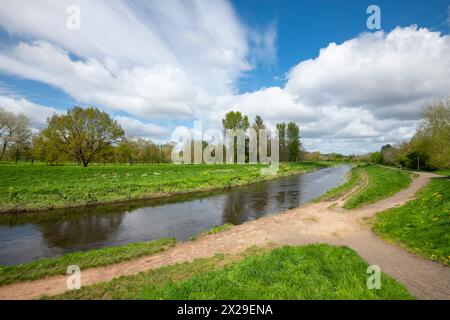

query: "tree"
xmin=43 ymin=107 xmax=124 ymax=167
xmin=10 ymin=116 xmax=31 ymax=164
xmin=370 ymin=151 xmax=383 ymax=164
xmin=222 ymin=111 xmax=249 ymax=131
xmin=276 ymin=123 xmax=287 ymax=162
xmin=0 ymin=108 xmax=30 ymax=161
xmin=32 ymin=132 xmax=62 ymax=165
xmin=252 ymin=115 xmax=266 ymax=162
xmin=286 ymin=122 xmax=301 ymax=162
xmin=252 ymin=115 xmax=265 ymax=133
xmin=222 ymin=111 xmax=249 ymax=163
xmin=413 ymin=98 xmax=450 ymax=169
xmin=0 ymin=107 xmax=9 ymax=141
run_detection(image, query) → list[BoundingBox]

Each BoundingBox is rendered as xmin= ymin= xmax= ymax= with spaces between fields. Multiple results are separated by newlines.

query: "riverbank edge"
xmin=0 ymin=162 xmax=338 ymax=215
xmin=0 ymin=238 xmax=177 ymax=286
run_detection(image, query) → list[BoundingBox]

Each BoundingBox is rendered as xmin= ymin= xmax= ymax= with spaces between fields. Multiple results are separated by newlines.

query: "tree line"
xmin=0 ymin=107 xmax=303 ymax=166
xmin=3 ymin=99 xmax=447 ymax=169
xmin=0 ymin=107 xmax=173 ymax=166
xmin=221 ymin=111 xmax=302 ymax=163
xmin=368 ymin=98 xmax=450 ymax=170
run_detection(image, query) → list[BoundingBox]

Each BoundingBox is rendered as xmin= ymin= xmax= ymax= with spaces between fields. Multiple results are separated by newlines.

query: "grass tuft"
xmin=189 ymin=223 xmax=234 ymax=241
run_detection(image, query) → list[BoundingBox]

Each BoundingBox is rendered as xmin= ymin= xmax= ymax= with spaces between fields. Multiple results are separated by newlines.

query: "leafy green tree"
xmin=286 ymin=122 xmax=301 ymax=162
xmin=276 ymin=123 xmax=287 ymax=162
xmin=222 ymin=111 xmax=249 ymax=131
xmin=43 ymin=107 xmax=124 ymax=167
xmin=413 ymin=98 xmax=450 ymax=169
xmin=370 ymin=151 xmax=383 ymax=164
xmin=222 ymin=111 xmax=249 ymax=163
xmin=32 ymin=132 xmax=64 ymax=165
xmin=252 ymin=115 xmax=266 ymax=162
xmin=252 ymin=115 xmax=265 ymax=132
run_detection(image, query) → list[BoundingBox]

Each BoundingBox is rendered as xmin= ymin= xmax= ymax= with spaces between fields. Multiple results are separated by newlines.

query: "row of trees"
xmin=0 ymin=107 xmax=173 ymax=166
xmin=0 ymin=107 xmax=304 ymax=166
xmin=221 ymin=111 xmax=302 ymax=162
xmin=369 ymin=99 xmax=450 ymax=170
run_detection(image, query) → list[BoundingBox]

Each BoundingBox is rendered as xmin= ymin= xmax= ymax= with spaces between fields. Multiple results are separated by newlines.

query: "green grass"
xmin=435 ymin=169 xmax=450 ymax=177
xmin=314 ymin=166 xmax=363 ymax=202
xmin=190 ymin=223 xmax=234 ymax=241
xmin=373 ymin=178 xmax=450 ymax=266
xmin=0 ymin=162 xmax=328 ymax=213
xmin=344 ymin=165 xmax=412 ymax=209
xmin=51 ymin=244 xmax=412 ymax=300
xmin=0 ymin=238 xmax=176 ymax=286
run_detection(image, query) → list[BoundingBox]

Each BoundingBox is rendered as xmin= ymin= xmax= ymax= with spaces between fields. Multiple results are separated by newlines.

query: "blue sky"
xmin=0 ymin=0 xmax=449 ymax=154
xmin=233 ymin=0 xmax=450 ymax=92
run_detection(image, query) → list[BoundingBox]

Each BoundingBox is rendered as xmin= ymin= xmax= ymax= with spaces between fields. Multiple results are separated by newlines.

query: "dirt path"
xmin=1 ymin=171 xmax=449 ymax=300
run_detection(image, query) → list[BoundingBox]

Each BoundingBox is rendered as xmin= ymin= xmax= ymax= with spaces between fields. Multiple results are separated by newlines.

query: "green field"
xmin=343 ymin=165 xmax=412 ymax=209
xmin=50 ymin=244 xmax=412 ymax=300
xmin=0 ymin=238 xmax=175 ymax=286
xmin=0 ymin=162 xmax=327 ymax=213
xmin=374 ymin=178 xmax=450 ymax=266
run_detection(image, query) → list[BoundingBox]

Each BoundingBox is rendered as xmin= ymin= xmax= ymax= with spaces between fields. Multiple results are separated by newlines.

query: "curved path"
xmin=1 ymin=171 xmax=449 ymax=300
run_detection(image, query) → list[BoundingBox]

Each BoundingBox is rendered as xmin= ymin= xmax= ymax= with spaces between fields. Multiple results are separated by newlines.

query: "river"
xmin=0 ymin=164 xmax=351 ymax=265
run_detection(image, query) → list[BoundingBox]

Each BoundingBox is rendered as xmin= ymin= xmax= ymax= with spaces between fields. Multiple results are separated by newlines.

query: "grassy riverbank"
xmin=314 ymin=165 xmax=364 ymax=202
xmin=314 ymin=164 xmax=412 ymax=209
xmin=343 ymin=165 xmax=412 ymax=209
xmin=373 ymin=178 xmax=450 ymax=266
xmin=50 ymin=244 xmax=412 ymax=300
xmin=0 ymin=162 xmax=329 ymax=213
xmin=0 ymin=238 xmax=175 ymax=286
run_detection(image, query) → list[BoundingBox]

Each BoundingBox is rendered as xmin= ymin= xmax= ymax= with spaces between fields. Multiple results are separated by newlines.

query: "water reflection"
xmin=37 ymin=213 xmax=125 ymax=249
xmin=0 ymin=165 xmax=351 ymax=265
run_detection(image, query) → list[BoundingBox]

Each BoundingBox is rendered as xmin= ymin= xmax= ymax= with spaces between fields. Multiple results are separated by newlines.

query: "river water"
xmin=0 ymin=165 xmax=351 ymax=265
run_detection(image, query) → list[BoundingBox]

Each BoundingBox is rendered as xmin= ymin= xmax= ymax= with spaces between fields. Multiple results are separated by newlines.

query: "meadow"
xmin=50 ymin=244 xmax=413 ymax=300
xmin=0 ymin=162 xmax=328 ymax=213
xmin=373 ymin=177 xmax=450 ymax=266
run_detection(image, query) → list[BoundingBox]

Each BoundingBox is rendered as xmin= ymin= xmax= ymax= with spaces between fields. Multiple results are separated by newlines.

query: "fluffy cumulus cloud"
xmin=217 ymin=26 xmax=449 ymax=153
xmin=0 ymin=95 xmax=61 ymax=128
xmin=0 ymin=0 xmax=448 ymax=153
xmin=115 ymin=116 xmax=168 ymax=141
xmin=285 ymin=27 xmax=450 ymax=119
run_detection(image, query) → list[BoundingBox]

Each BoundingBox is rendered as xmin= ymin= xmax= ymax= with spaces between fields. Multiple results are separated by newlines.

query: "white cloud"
xmin=0 ymin=95 xmax=61 ymax=128
xmin=203 ymin=26 xmax=448 ymax=153
xmin=0 ymin=41 xmax=214 ymax=118
xmin=285 ymin=26 xmax=450 ymax=119
xmin=0 ymin=1 xmax=448 ymax=154
xmin=0 ymin=0 xmax=262 ymax=119
xmin=0 ymin=0 xmax=251 ymax=94
xmin=115 ymin=116 xmax=168 ymax=140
